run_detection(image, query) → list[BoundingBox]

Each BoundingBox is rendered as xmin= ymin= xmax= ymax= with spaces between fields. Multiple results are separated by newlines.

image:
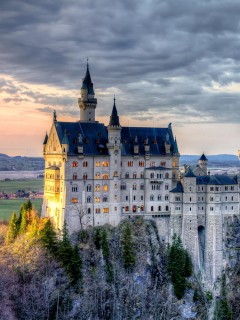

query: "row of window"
xmin=45 ymin=174 xmax=60 ymax=179
xmin=48 ymin=161 xmax=61 ymax=167
xmin=71 ymin=160 xmax=168 ymax=168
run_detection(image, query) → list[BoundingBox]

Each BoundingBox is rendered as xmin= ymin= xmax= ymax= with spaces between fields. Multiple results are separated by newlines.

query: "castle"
xmin=42 ymin=64 xmax=239 ymax=287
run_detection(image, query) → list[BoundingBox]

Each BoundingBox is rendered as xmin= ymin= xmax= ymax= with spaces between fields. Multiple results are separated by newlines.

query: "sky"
xmin=1 ymin=0 xmax=240 ymax=157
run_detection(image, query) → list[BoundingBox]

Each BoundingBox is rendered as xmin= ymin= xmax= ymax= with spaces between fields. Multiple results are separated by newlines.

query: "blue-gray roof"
xmin=199 ymin=153 xmax=208 ymax=161
xmin=184 ymin=168 xmax=196 ymax=177
xmin=170 ymin=181 xmax=183 ymax=193
xmin=196 ymin=175 xmax=238 ymax=185
xmin=109 ymin=100 xmax=120 ymax=127
xmin=81 ymin=64 xmax=95 ymax=95
xmin=121 ymin=126 xmax=175 ymax=156
xmin=54 ymin=122 xmax=176 ymax=156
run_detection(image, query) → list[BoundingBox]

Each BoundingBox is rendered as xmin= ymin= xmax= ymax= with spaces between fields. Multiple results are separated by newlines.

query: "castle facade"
xmin=42 ymin=64 xmax=239 ymax=287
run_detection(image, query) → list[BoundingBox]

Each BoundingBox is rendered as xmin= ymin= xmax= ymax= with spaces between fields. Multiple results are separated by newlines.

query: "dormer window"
xmin=122 ymin=139 xmax=126 ymax=144
xmin=98 ymin=132 xmax=102 ymax=136
xmin=73 ymin=138 xmax=78 ymax=143
xmin=84 ymin=138 xmax=89 ymax=144
xmin=153 ymin=140 xmax=157 ymax=144
xmin=95 ymin=139 xmax=100 ymax=144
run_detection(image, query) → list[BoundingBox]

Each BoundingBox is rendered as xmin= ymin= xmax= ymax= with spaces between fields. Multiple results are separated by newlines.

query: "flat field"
xmin=0 ymin=198 xmax=43 ymax=220
xmin=0 ymin=178 xmax=44 ymax=193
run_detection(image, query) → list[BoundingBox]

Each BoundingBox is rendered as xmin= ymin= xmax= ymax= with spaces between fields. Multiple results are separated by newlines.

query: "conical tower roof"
xmin=43 ymin=132 xmax=48 ymax=145
xmin=199 ymin=153 xmax=208 ymax=161
xmin=81 ymin=62 xmax=95 ymax=95
xmin=173 ymin=137 xmax=179 ymax=154
xmin=62 ymin=129 xmax=69 ymax=145
xmin=109 ymin=97 xmax=120 ymax=127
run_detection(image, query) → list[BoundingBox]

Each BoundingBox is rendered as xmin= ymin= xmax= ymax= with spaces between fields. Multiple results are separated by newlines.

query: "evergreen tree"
xmin=68 ymin=244 xmax=83 ymax=289
xmin=100 ymin=229 xmax=110 ymax=260
xmin=168 ymin=234 xmax=186 ymax=299
xmin=184 ymin=250 xmax=193 ymax=277
xmin=19 ymin=210 xmax=27 ymax=234
xmin=5 ymin=212 xmax=18 ymax=244
xmin=122 ymin=222 xmax=136 ymax=270
xmin=58 ymin=221 xmax=74 ymax=268
xmin=40 ymin=219 xmax=58 ymax=254
xmin=94 ymin=227 xmax=101 ymax=249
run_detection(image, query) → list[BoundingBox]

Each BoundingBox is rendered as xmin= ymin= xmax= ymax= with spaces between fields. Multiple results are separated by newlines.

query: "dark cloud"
xmin=1 ymin=0 xmax=240 ymax=123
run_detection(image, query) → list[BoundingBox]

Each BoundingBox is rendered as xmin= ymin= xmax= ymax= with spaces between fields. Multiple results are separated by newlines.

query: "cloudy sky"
xmin=1 ymin=0 xmax=240 ymax=156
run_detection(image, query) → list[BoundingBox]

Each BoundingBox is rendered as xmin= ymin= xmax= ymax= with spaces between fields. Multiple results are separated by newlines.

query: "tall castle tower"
xmin=78 ymin=62 xmax=97 ymax=122
xmin=198 ymin=153 xmax=208 ymax=175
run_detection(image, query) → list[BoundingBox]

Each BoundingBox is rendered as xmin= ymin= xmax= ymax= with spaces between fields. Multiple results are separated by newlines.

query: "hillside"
xmin=0 ymin=154 xmax=44 ymax=171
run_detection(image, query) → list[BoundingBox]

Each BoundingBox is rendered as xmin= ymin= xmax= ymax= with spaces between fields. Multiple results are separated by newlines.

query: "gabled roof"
xmin=109 ymin=99 xmax=120 ymax=127
xmin=184 ymin=167 xmax=196 ymax=177
xmin=199 ymin=153 xmax=208 ymax=161
xmin=170 ymin=181 xmax=183 ymax=193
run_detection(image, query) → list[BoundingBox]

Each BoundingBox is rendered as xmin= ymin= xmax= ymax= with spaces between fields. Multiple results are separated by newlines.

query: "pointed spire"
xmin=109 ymin=96 xmax=120 ymax=127
xmin=173 ymin=137 xmax=179 ymax=154
xmin=43 ymin=132 xmax=48 ymax=145
xmin=199 ymin=153 xmax=208 ymax=161
xmin=62 ymin=129 xmax=69 ymax=145
xmin=81 ymin=60 xmax=95 ymax=94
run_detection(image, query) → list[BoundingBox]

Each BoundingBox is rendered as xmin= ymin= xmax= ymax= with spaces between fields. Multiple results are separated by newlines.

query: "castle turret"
xmin=61 ymin=129 xmax=69 ymax=160
xmin=172 ymin=137 xmax=180 ymax=183
xmin=78 ymin=62 xmax=97 ymax=122
xmin=198 ymin=153 xmax=208 ymax=175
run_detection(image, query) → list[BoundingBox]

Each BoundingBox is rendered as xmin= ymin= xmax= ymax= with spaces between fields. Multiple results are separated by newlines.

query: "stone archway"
xmin=198 ymin=226 xmax=205 ymax=268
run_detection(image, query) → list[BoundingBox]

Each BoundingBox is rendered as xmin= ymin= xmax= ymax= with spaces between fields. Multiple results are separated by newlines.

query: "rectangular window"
xmin=95 ymin=161 xmax=100 ymax=167
xmin=175 ymin=196 xmax=180 ymax=201
xmin=95 ymin=208 xmax=100 ymax=214
xmin=103 ymin=174 xmax=109 ymax=179
xmin=95 ymin=173 xmax=100 ymax=179
xmin=141 ymin=173 xmax=144 ymax=178
xmin=71 ymin=198 xmax=78 ymax=203
xmin=126 ymin=196 xmax=128 ymax=200
xmin=102 ymin=208 xmax=109 ymax=213
xmin=141 ymin=196 xmax=143 ymax=200
xmin=210 ymin=187 xmax=214 ymax=191
xmin=150 ymin=161 xmax=155 ymax=167
xmin=95 ymin=197 xmax=100 ymax=202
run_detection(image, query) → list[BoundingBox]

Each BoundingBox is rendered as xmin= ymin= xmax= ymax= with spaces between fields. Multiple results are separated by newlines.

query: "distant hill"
xmin=180 ymin=154 xmax=240 ymax=167
xmin=0 ymin=154 xmax=44 ymax=171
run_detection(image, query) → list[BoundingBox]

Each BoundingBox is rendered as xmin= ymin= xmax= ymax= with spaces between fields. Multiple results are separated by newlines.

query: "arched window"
xmin=72 ymin=161 xmax=78 ymax=167
xmin=166 ymin=205 xmax=169 ymax=211
xmin=83 ymin=173 xmax=88 ymax=180
xmin=190 ymin=197 xmax=192 ymax=202
xmin=165 ymin=195 xmax=169 ymax=200
xmin=158 ymin=206 xmax=161 ymax=211
xmin=103 ymin=196 xmax=108 ymax=202
xmin=87 ymin=185 xmax=92 ymax=192
xmin=87 ymin=208 xmax=91 ymax=214
xmin=133 ymin=184 xmax=137 ymax=190
xmin=103 ymin=174 xmax=109 ymax=179
xmin=125 ymin=173 xmax=129 ymax=178
xmin=95 ymin=173 xmax=100 ymax=179
xmin=140 ymin=205 xmax=144 ymax=211
xmin=150 ymin=195 xmax=154 ymax=201
xmin=151 ymin=206 xmax=154 ymax=211
xmin=95 ymin=185 xmax=100 ymax=191
xmin=133 ymin=173 xmax=137 ymax=178
xmin=87 ymin=196 xmax=91 ymax=203
xmin=140 ymin=184 xmax=144 ymax=190
xmin=121 ymin=183 xmax=126 ymax=190
xmin=141 ymin=172 xmax=144 ymax=178
xmin=152 ymin=185 xmax=155 ymax=190
xmin=72 ymin=185 xmax=78 ymax=192
xmin=156 ymin=185 xmax=160 ymax=190
xmin=165 ymin=184 xmax=169 ymax=190
xmin=83 ymin=161 xmax=88 ymax=167
xmin=125 ymin=206 xmax=129 ymax=211
xmin=95 ymin=161 xmax=100 ymax=167
xmin=73 ymin=173 xmax=77 ymax=180
xmin=150 ymin=173 xmax=154 ymax=179
xmin=165 ymin=172 xmax=169 ymax=179
xmin=158 ymin=195 xmax=161 ymax=201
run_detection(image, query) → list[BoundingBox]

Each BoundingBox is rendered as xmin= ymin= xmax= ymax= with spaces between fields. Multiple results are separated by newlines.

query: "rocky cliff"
xmin=0 ymin=217 xmax=207 ymax=320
